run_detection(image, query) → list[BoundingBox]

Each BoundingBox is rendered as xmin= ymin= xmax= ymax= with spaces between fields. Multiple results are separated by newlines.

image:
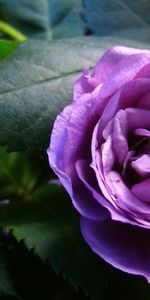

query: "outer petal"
xmin=75 ymin=159 xmax=110 ymax=221
xmin=91 ymin=46 xmax=149 ymax=84
xmin=81 ymin=217 xmax=150 ymax=282
xmin=73 ymin=69 xmax=94 ymax=101
xmin=48 ymin=87 xmax=106 ymax=220
xmin=73 ymin=46 xmax=150 ymax=102
xmin=99 ymin=52 xmax=150 ymax=101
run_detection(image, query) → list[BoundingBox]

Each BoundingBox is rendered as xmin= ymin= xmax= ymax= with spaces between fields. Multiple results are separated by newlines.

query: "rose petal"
xmin=131 ymin=155 xmax=150 ymax=177
xmin=107 ymin=171 xmax=150 ymax=216
xmin=100 ymin=52 xmax=150 ymax=101
xmin=91 ymin=123 xmax=114 ymax=203
xmin=49 ymin=90 xmax=101 ymax=173
xmin=74 ymin=46 xmax=150 ymax=102
xmin=102 ymin=109 xmax=129 ymax=166
xmin=136 ymin=62 xmax=150 ymax=79
xmin=73 ymin=69 xmax=94 ymax=101
xmin=48 ymin=146 xmax=106 ymax=220
xmin=75 ymin=159 xmax=110 ymax=221
xmin=126 ymin=108 xmax=150 ymax=131
xmin=101 ymin=135 xmax=115 ymax=174
xmin=112 ymin=110 xmax=128 ymax=164
xmin=73 ymin=176 xmax=109 ymax=220
xmin=132 ymin=178 xmax=150 ymax=203
xmin=137 ymin=92 xmax=150 ymax=110
xmin=91 ymin=46 xmax=146 ymax=84
xmin=81 ymin=217 xmax=150 ymax=282
xmin=134 ymin=128 xmax=150 ymax=138
xmin=48 ymin=87 xmax=106 ymax=219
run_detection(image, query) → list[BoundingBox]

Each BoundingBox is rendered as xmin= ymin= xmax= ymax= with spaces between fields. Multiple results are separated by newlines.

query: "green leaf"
xmin=0 ymin=37 xmax=105 ymax=153
xmin=0 ymin=184 xmax=105 ymax=299
xmin=0 ymin=233 xmax=18 ymax=298
xmin=0 ymin=185 xmax=110 ymax=299
xmin=0 ymin=40 xmax=18 ymax=61
xmin=0 ymin=0 xmax=49 ymax=39
xmin=49 ymin=0 xmax=85 ymax=38
xmin=0 ymin=184 xmax=149 ymax=300
xmin=6 ymin=234 xmax=88 ymax=300
xmin=83 ymin=0 xmax=150 ymax=42
xmin=0 ymin=37 xmax=149 ymax=154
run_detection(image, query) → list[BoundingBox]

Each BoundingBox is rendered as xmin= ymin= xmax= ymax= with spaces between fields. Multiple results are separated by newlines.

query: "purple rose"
xmin=47 ymin=46 xmax=150 ymax=282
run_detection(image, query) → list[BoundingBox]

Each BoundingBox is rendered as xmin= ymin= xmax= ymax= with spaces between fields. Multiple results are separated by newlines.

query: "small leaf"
xmin=0 ymin=40 xmax=18 ymax=61
xmin=83 ymin=0 xmax=150 ymax=42
xmin=49 ymin=0 xmax=85 ymax=38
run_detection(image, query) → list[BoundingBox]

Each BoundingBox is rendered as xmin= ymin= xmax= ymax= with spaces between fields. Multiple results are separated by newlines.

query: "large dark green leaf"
xmin=83 ymin=0 xmax=150 ymax=42
xmin=0 ymin=0 xmax=49 ymax=39
xmin=49 ymin=0 xmax=85 ymax=38
xmin=0 ymin=37 xmax=149 ymax=154
xmin=0 ymin=37 xmax=106 ymax=153
xmin=0 ymin=184 xmax=149 ymax=300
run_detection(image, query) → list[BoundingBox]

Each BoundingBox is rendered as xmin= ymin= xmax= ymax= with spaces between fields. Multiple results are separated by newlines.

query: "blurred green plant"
xmin=0 ymin=21 xmax=27 ymax=42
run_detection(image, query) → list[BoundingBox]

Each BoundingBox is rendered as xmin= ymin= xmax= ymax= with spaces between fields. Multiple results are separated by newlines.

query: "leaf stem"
xmin=0 ymin=21 xmax=27 ymax=42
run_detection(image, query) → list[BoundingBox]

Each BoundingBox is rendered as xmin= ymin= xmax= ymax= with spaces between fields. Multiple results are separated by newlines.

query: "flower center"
xmin=122 ymin=130 xmax=150 ymax=186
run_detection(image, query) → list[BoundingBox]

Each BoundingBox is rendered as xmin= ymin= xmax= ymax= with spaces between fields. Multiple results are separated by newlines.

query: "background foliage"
xmin=0 ymin=0 xmax=150 ymax=299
